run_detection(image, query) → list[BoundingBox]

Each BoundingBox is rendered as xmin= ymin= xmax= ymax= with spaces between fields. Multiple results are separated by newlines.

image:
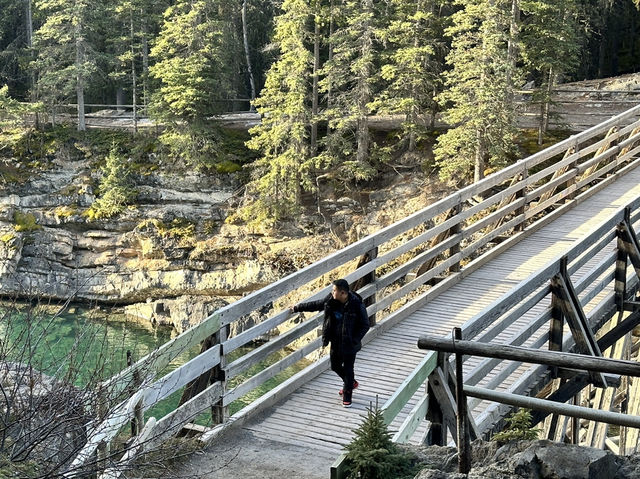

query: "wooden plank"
xmin=417 ymin=336 xmax=640 ymax=377
xmin=225 ymin=315 xmax=322 ymax=379
xmin=466 ymin=384 xmax=640 ymax=429
xmin=392 ymin=393 xmax=429 ymax=443
xmin=381 ymin=352 xmax=437 ymax=425
xmin=142 ymin=344 xmax=221 ymax=410
xmin=103 ymin=313 xmax=222 ymax=396
xmin=224 ymin=338 xmax=322 ymax=405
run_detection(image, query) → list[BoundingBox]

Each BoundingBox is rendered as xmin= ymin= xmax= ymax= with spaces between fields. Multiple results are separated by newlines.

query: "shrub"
xmin=13 ymin=211 xmax=41 ymax=232
xmin=492 ymin=409 xmax=540 ymax=444
xmin=86 ymin=147 xmax=137 ymax=220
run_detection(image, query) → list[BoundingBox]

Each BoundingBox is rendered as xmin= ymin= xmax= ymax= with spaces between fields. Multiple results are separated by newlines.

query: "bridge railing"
xmin=380 ymin=199 xmax=640 ymax=447
xmin=68 ymin=104 xmax=640 ymax=476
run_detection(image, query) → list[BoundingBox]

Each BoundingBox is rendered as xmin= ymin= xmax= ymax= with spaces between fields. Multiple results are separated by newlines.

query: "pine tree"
xmin=33 ymin=0 xmax=106 ymax=130
xmin=0 ymin=0 xmax=29 ymax=99
xmin=88 ymin=147 xmax=137 ymax=220
xmin=149 ymin=0 xmax=239 ymax=166
xmin=345 ymin=403 xmax=416 ymax=479
xmin=319 ymin=0 xmax=380 ymax=181
xmin=108 ymin=0 xmax=171 ymax=131
xmin=243 ymin=0 xmax=313 ymax=225
xmin=520 ymin=0 xmax=581 ymax=143
xmin=374 ymin=0 xmax=448 ymax=154
xmin=434 ymin=0 xmax=520 ymax=184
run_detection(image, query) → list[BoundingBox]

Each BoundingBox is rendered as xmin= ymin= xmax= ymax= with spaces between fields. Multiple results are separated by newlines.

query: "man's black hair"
xmin=333 ymin=279 xmax=350 ymax=292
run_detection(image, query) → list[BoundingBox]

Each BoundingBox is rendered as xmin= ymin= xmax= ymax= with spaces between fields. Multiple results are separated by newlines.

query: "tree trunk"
xmin=506 ymin=0 xmax=519 ymax=96
xmin=242 ymin=0 xmax=257 ymax=107
xmin=25 ymin=0 xmax=39 ymax=128
xmin=542 ymin=66 xmax=554 ymax=135
xmin=311 ymin=9 xmax=320 ymax=157
xmin=356 ymin=0 xmax=373 ymax=166
xmin=474 ymin=128 xmax=485 ymax=183
xmin=142 ymin=14 xmax=149 ymax=109
xmin=75 ymin=19 xmax=86 ymax=132
xmin=327 ymin=0 xmax=334 ymax=108
xmin=130 ymin=9 xmax=138 ymax=134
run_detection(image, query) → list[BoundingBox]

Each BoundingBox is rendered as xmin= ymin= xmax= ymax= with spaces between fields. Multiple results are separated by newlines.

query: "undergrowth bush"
xmin=492 ymin=409 xmax=540 ymax=444
xmin=86 ymin=147 xmax=137 ymax=220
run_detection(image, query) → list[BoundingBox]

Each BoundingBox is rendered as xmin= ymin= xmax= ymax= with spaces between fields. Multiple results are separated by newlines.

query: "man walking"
xmin=291 ymin=279 xmax=370 ymax=407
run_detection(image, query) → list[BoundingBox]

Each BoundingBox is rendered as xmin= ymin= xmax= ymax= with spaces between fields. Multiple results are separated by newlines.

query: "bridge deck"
xmin=200 ymin=165 xmax=640 ymax=475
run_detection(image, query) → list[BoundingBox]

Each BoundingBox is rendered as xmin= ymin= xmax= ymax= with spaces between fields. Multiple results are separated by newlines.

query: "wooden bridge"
xmin=64 ymin=104 xmax=640 ymax=478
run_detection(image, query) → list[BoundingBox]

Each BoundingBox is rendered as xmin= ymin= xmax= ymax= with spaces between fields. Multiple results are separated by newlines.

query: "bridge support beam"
xmin=549 ymin=256 xmax=608 ymax=387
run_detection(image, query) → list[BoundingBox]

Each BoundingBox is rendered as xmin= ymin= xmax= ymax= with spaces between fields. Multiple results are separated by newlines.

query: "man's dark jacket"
xmin=294 ymin=291 xmax=370 ymax=354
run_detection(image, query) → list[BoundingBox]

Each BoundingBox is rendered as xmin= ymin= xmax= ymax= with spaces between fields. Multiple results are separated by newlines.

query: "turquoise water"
xmin=0 ymin=304 xmax=310 ymax=425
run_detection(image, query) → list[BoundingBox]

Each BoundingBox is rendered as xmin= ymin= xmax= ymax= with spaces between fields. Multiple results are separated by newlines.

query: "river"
xmin=0 ymin=303 xmax=309 ymax=423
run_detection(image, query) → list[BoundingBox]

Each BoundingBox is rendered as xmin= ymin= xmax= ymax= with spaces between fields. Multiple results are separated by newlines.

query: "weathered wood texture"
xmin=71 ymin=105 xmax=640 ymax=474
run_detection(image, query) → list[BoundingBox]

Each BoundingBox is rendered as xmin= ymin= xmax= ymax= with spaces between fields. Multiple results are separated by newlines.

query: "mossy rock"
xmin=13 ymin=211 xmax=41 ymax=232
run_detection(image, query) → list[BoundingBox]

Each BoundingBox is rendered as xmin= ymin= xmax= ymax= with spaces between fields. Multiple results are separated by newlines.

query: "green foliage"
xmin=0 ymin=86 xmax=42 ymax=128
xmin=320 ymin=0 xmax=380 ymax=174
xmin=243 ymin=0 xmax=313 ymax=223
xmin=492 ymin=409 xmax=540 ymax=443
xmin=0 ymin=453 xmax=40 ymax=478
xmin=434 ymin=0 xmax=520 ymax=184
xmin=373 ymin=0 xmax=448 ymax=153
xmin=150 ymin=0 xmax=238 ymax=121
xmin=86 ymin=147 xmax=137 ymax=220
xmin=344 ymin=404 xmax=417 ymax=479
xmin=33 ymin=0 xmax=107 ymax=111
xmin=13 ymin=211 xmax=41 ymax=232
xmin=136 ymin=218 xmax=196 ymax=241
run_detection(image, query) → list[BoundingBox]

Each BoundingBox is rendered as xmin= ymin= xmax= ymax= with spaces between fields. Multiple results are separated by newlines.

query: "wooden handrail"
xmin=72 ymin=103 xmax=640 ymax=475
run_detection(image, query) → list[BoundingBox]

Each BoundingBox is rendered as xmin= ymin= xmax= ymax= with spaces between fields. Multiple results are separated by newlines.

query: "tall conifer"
xmin=434 ymin=0 xmax=520 ymax=184
xmin=319 ymin=0 xmax=380 ymax=181
xmin=244 ymin=0 xmax=313 ymax=225
xmin=375 ymin=0 xmax=448 ymax=154
xmin=520 ymin=0 xmax=581 ymax=142
xmin=150 ymin=0 xmax=238 ymax=165
xmin=33 ymin=0 xmax=106 ymax=130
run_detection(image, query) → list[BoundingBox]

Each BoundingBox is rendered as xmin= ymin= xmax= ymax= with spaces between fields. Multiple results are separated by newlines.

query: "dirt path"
xmin=156 ymin=425 xmax=337 ymax=479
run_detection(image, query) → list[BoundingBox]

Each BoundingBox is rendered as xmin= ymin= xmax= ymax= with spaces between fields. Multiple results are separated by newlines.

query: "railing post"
xmin=211 ymin=326 xmax=228 ymax=424
xmin=178 ymin=326 xmax=228 ymax=425
xmin=453 ymin=328 xmax=471 ymax=474
xmin=515 ymin=170 xmax=528 ymax=232
xmin=96 ymin=386 xmax=109 ymax=472
xmin=615 ymin=211 xmax=630 ymax=313
xmin=449 ymin=204 xmax=462 ymax=273
xmin=351 ymin=247 xmax=379 ymax=326
xmin=425 ymin=352 xmax=447 ymax=446
xmin=127 ymin=351 xmax=144 ymax=437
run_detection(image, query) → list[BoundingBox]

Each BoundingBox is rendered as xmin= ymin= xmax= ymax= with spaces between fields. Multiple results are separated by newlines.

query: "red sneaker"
xmin=342 ymin=390 xmax=352 ymax=408
xmin=339 ymin=380 xmax=359 ymax=396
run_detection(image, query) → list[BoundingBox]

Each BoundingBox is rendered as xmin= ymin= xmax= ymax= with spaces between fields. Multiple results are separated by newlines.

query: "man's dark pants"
xmin=330 ymin=347 xmax=356 ymax=392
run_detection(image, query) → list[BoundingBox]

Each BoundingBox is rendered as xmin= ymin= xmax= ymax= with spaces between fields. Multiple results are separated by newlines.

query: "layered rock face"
xmin=0 ymin=154 xmax=283 ymax=331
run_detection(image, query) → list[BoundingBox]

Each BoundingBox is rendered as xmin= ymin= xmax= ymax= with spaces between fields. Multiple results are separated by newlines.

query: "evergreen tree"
xmin=88 ymin=147 xmax=137 ymax=219
xmin=374 ymin=0 xmax=449 ymax=154
xmin=319 ymin=0 xmax=380 ymax=181
xmin=434 ymin=0 xmax=520 ymax=184
xmin=33 ymin=0 xmax=106 ymax=130
xmin=520 ymin=0 xmax=581 ymax=142
xmin=108 ymin=0 xmax=171 ymax=131
xmin=0 ymin=0 xmax=30 ymax=99
xmin=243 ymin=0 xmax=313 ymax=225
xmin=149 ymin=0 xmax=239 ymax=166
xmin=345 ymin=404 xmax=416 ymax=479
